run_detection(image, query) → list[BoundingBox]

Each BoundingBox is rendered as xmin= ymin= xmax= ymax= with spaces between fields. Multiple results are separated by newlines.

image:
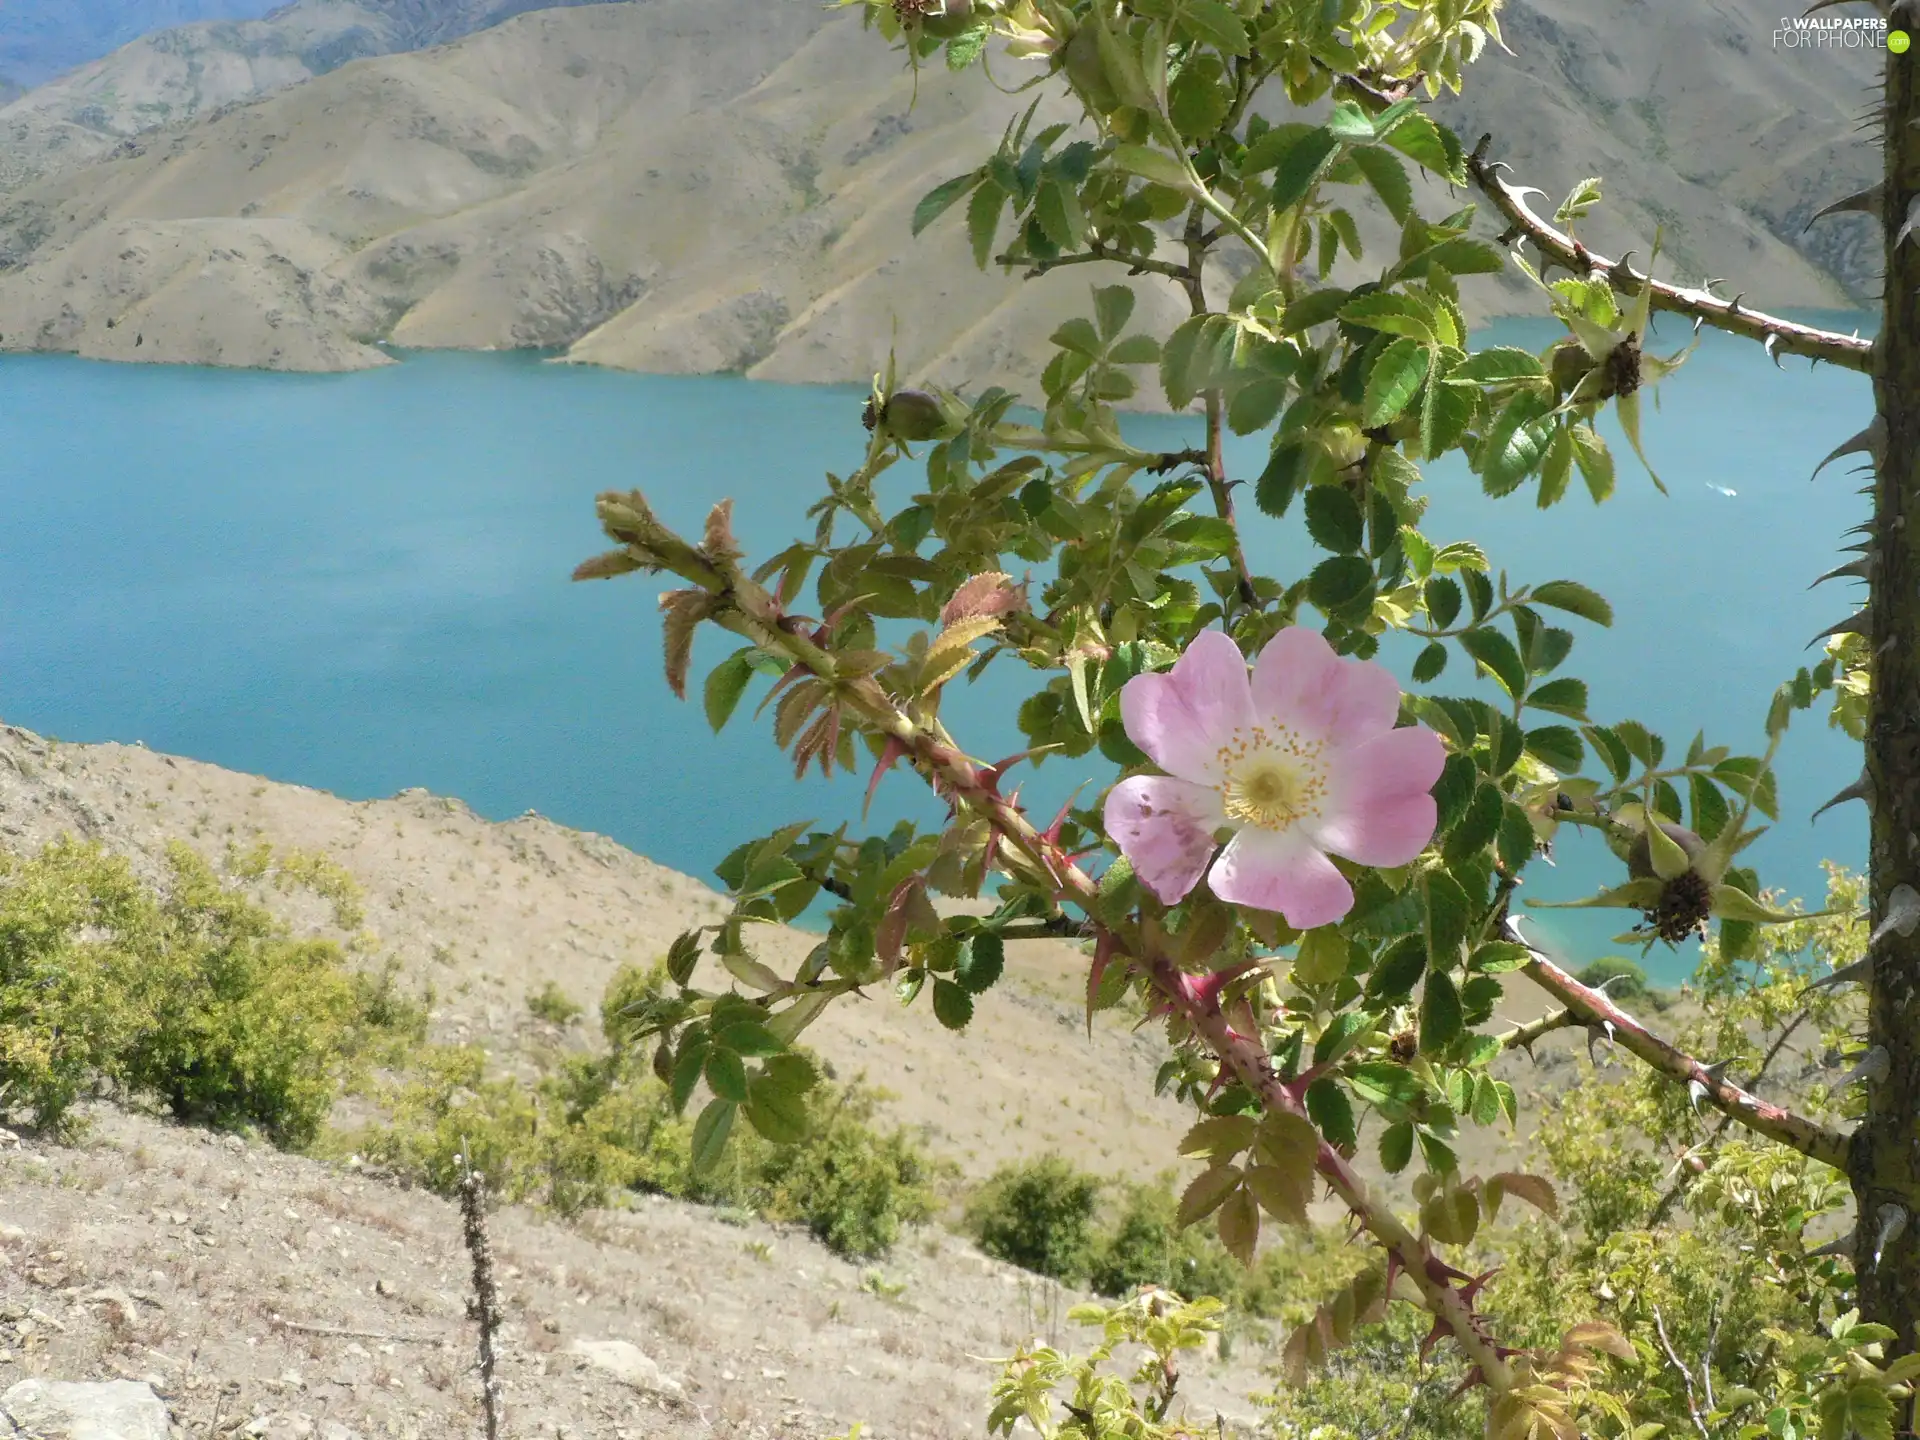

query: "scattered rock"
xmin=566 ymin=1339 xmax=683 ymax=1400
xmin=1 ymin=1379 xmax=171 ymax=1440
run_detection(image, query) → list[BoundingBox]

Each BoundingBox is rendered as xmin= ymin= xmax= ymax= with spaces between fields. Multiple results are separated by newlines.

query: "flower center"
xmin=1216 ymin=726 xmax=1327 ymax=832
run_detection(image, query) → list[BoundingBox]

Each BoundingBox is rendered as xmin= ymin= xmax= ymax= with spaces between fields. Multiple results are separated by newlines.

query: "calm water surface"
xmin=0 ymin=315 xmax=1874 ymax=985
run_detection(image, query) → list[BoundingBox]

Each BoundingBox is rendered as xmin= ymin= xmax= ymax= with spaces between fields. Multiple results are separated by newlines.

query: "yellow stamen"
xmin=1214 ymin=725 xmax=1327 ymax=832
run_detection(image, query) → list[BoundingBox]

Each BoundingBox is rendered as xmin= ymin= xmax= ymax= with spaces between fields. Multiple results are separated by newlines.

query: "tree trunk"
xmin=1860 ymin=3 xmax=1920 ymax=1427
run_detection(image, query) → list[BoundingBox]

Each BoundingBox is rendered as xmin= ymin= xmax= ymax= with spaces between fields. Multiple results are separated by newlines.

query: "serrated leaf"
xmin=1363 ymin=337 xmax=1430 ymax=427
xmin=932 ymin=978 xmax=974 ymax=1030
xmin=1460 ymin=628 xmax=1527 ymax=698
xmin=1306 ymin=1077 xmax=1356 ymax=1149
xmin=1525 ymin=724 xmax=1584 ymax=773
xmin=1529 ymin=580 xmax=1614 ymax=627
xmin=689 ymin=1097 xmax=736 ymax=1176
xmin=744 ymin=1079 xmax=810 ymax=1143
xmin=1216 ymin=1184 xmax=1260 ymax=1263
xmin=1529 ymin=677 xmax=1589 ymax=720
xmin=1304 ymin=484 xmax=1365 ymax=554
xmin=704 ymin=651 xmax=756 ymax=733
xmin=913 ymin=170 xmax=981 ymax=235
xmin=1180 ymin=1114 xmax=1259 ymax=1161
xmin=1351 ymin=145 xmax=1412 ymax=222
xmin=1412 ymin=641 xmax=1447 ymax=683
xmin=715 ymin=1020 xmax=784 ymax=1058
xmin=1177 ymin=1162 xmax=1244 ymax=1227
xmin=956 ymin=932 xmax=1005 ymax=994
xmin=1490 ymin=1171 xmax=1559 ymax=1220
xmin=1271 ymin=127 xmax=1343 ymax=214
xmin=1180 ymin=0 xmax=1251 ymax=54
xmin=1420 ymin=969 xmax=1463 ymax=1052
xmin=1256 ymin=1110 xmax=1322 ymax=1170
xmin=1339 ymin=292 xmax=1435 ymax=344
xmin=705 ymin=1046 xmax=749 ymax=1103
xmin=967 ymin=180 xmax=1004 ymax=270
xmin=1379 ymin=1120 xmax=1415 ymax=1174
xmin=1113 ymin=143 xmax=1195 ymax=191
xmin=1245 ymin=1163 xmax=1312 ymax=1227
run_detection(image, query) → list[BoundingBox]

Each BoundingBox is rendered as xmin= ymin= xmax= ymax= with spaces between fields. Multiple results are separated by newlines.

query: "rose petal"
xmin=1311 ymin=726 xmax=1447 ymax=866
xmin=1104 ymin=775 xmax=1226 ymax=905
xmin=1119 ymin=630 xmax=1253 ymax=784
xmin=1252 ymin=626 xmax=1403 ymax=747
xmin=1208 ymin=826 xmax=1354 ymax=929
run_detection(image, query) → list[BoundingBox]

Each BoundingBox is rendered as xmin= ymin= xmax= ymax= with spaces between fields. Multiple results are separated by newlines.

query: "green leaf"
xmin=1525 ymin=725 xmax=1585 ymax=773
xmin=1227 ymin=376 xmax=1289 ymax=435
xmin=1460 ymin=628 xmax=1527 ymax=699
xmin=1379 ymin=1119 xmax=1415 ymax=1174
xmin=1528 ymin=677 xmax=1589 ymax=720
xmin=1309 ymin=555 xmax=1375 ymax=612
xmin=1381 ymin=110 xmax=1465 ymax=183
xmin=1420 ymin=970 xmax=1463 ymax=1053
xmin=704 ymin=651 xmax=756 ymax=732
xmin=1278 ymin=286 xmax=1351 ymax=334
xmin=1161 ymin=313 xmax=1236 ymax=410
xmin=1179 ymin=0 xmax=1252 ymax=54
xmin=1112 ymin=144 xmax=1195 ymax=192
xmin=1367 ymin=933 xmax=1428 ymax=1000
xmin=1271 ymin=127 xmax=1343 ymax=214
xmin=1348 ymin=1060 xmax=1426 ymax=1108
xmin=1306 ymin=1077 xmax=1357 ymax=1149
xmin=1305 ymin=485 xmax=1365 ymax=554
xmin=1449 ymin=347 xmax=1546 ymax=385
xmin=1431 ymin=751 xmax=1478 ymax=831
xmin=705 ymin=1046 xmax=750 ymax=1104
xmin=1094 ymin=284 xmax=1136 ymax=340
xmin=1571 ymin=425 xmax=1615 ymax=503
xmin=1444 ymin=783 xmax=1505 ymax=863
xmin=1420 ymin=366 xmax=1474 ymax=459
xmin=1423 ymin=870 xmax=1471 ymax=964
xmin=1411 ymin=641 xmax=1447 ymax=683
xmin=1363 ymin=337 xmax=1430 ymax=427
xmin=956 ymin=932 xmax=1005 ymax=994
xmin=1469 ymin=941 xmax=1532 ymax=974
xmin=1351 ymin=145 xmax=1412 ymax=222
xmin=715 ymin=1021 xmax=784 ymax=1058
xmin=1424 ymin=575 xmax=1462 ymax=628
xmin=744 ymin=1080 xmax=809 ymax=1144
xmin=1479 ymin=393 xmax=1552 ymax=497
xmin=913 ymin=171 xmax=981 ymax=236
xmin=1529 ymin=580 xmax=1614 ymax=627
xmin=1498 ymin=801 xmax=1536 ymax=872
xmin=932 ymin=978 xmax=974 ymax=1030
xmin=1339 ymin=292 xmax=1435 ymax=344
xmin=689 ymin=1097 xmax=736 ymax=1176
xmin=967 ymin=181 xmax=1004 ymax=270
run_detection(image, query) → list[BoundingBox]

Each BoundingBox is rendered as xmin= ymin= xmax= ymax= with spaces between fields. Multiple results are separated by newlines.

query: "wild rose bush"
xmin=572 ymin=2 xmax=1899 ymax=1435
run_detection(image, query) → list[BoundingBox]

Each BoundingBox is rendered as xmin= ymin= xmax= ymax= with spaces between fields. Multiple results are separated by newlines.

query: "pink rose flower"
xmin=1103 ymin=627 xmax=1446 ymax=929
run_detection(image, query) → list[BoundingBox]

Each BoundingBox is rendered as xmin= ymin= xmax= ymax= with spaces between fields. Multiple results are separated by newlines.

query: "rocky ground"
xmin=0 ymin=718 xmax=1848 ymax=1438
xmin=0 ymin=1106 xmax=1278 ymax=1440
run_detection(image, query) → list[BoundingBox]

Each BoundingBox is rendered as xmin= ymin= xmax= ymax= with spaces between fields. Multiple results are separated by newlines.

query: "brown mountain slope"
xmin=0 ymin=1 xmax=1876 ymax=394
xmin=0 ymin=0 xmax=629 ymax=192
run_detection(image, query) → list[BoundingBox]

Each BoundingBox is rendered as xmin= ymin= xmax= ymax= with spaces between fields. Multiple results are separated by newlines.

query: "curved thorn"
xmin=1810 ymin=556 xmax=1873 ymax=588
xmin=1807 ymin=610 xmax=1870 ymax=648
xmin=1811 ymin=769 xmax=1873 ymax=823
xmin=1805 ymin=183 xmax=1885 ymax=231
xmin=1811 ymin=417 xmax=1887 ymax=481
xmin=1807 ymin=1228 xmax=1856 ymax=1260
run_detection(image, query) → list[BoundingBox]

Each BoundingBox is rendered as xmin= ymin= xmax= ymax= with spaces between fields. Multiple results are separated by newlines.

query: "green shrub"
xmin=966 ymin=1153 xmax=1103 ymax=1282
xmin=345 ymin=992 xmax=943 ymax=1252
xmin=1088 ymin=1174 xmax=1244 ymax=1303
xmin=1573 ymin=955 xmax=1651 ymax=1005
xmin=759 ymin=1082 xmax=940 ymax=1258
xmin=0 ymin=838 xmax=418 ymax=1142
xmin=526 ymin=980 xmax=583 ymax=1027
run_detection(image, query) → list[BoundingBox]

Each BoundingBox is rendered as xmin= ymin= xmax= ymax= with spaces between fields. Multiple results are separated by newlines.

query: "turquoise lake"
xmin=0 ymin=313 xmax=1875 ymax=986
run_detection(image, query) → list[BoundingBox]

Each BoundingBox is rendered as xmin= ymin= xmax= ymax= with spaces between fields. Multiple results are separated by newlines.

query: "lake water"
xmin=0 ymin=313 xmax=1874 ymax=986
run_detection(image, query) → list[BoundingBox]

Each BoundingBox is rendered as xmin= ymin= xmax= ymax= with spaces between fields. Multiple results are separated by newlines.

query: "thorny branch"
xmin=1462 ymin=135 xmax=1874 ymax=375
xmin=582 ymin=493 xmax=1527 ymax=1395
xmin=1503 ymin=923 xmax=1854 ymax=1175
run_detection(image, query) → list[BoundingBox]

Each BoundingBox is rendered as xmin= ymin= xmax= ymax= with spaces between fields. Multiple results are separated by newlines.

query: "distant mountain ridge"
xmin=0 ymin=0 xmax=283 ymax=87
xmin=0 ymin=0 xmax=1882 ymax=396
xmin=0 ymin=0 xmax=629 ymax=191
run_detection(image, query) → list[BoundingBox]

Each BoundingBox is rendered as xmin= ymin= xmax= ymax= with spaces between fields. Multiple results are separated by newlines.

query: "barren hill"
xmin=0 ymin=0 xmax=1877 ymax=395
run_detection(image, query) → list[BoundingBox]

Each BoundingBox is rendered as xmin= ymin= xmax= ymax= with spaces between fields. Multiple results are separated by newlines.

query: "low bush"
xmin=345 ymin=968 xmax=943 ymax=1253
xmin=0 ymin=837 xmax=421 ymax=1142
xmin=965 ymin=1153 xmax=1104 ymax=1282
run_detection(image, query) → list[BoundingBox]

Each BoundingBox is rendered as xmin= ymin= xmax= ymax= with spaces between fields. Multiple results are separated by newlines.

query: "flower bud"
xmin=875 ymin=387 xmax=955 ymax=442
